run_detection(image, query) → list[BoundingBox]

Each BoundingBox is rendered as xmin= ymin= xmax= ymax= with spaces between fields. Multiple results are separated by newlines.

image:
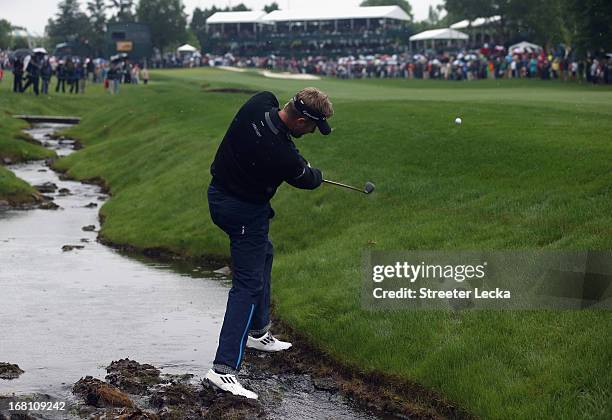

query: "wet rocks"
xmin=62 ymin=245 xmax=85 ymax=252
xmin=82 ymin=225 xmax=96 ymax=232
xmin=34 ymin=182 xmax=58 ymax=193
xmin=0 ymin=200 xmax=9 ymax=210
xmin=214 ymin=266 xmax=232 ymax=276
xmin=2 ymin=157 xmax=12 ymax=165
xmin=82 ymin=406 xmax=159 ymax=419
xmin=84 ymin=202 xmax=98 ymax=208
xmin=71 ymin=360 xmax=265 ymax=420
xmin=202 ymin=394 xmax=264 ymax=419
xmin=39 ymin=201 xmax=60 ymax=210
xmin=312 ymin=377 xmax=339 ymax=393
xmin=150 ymin=382 xmax=200 ymax=409
xmin=58 ymin=187 xmax=71 ymax=195
xmin=106 ymin=359 xmax=163 ymax=394
xmin=73 ymin=376 xmax=134 ymax=408
xmin=0 ymin=362 xmax=24 ymax=380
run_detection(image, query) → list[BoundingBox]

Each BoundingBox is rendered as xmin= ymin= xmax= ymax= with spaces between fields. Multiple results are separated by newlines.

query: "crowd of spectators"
xmin=0 ymin=49 xmax=150 ymax=95
xmin=203 ymin=47 xmax=611 ymax=84
xmin=2 ymin=46 xmax=610 ymax=89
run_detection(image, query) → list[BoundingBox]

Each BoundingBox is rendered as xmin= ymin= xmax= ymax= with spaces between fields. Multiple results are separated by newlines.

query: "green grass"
xmin=2 ymin=70 xmax=611 ymax=418
xmin=0 ymin=84 xmax=72 ymax=202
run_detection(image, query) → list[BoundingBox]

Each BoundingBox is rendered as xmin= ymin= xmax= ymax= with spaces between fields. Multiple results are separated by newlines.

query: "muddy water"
xmin=0 ymin=124 xmax=377 ymax=419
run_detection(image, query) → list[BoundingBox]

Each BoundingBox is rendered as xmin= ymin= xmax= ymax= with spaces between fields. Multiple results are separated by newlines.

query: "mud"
xmin=67 ymin=359 xmax=265 ymax=419
xmin=0 ymin=363 xmax=25 ymax=380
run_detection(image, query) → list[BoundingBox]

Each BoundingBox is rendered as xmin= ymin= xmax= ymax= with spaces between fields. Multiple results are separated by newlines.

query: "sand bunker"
xmin=262 ymin=70 xmax=321 ymax=80
xmin=215 ymin=66 xmax=247 ymax=72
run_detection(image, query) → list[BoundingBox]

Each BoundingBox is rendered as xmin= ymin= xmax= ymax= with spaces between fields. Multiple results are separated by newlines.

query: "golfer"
xmin=205 ymin=88 xmax=333 ymax=399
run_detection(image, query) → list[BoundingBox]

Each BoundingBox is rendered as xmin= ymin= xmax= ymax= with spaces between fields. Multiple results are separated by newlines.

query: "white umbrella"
xmin=33 ymin=47 xmax=48 ymax=54
xmin=508 ymin=41 xmax=542 ymax=53
xmin=177 ymin=44 xmax=197 ymax=53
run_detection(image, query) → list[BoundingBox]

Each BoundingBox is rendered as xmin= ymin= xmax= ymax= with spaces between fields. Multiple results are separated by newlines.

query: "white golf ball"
xmin=455 ymin=117 xmax=462 ymax=125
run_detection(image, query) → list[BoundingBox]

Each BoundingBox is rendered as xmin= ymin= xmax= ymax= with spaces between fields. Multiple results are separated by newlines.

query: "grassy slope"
xmin=0 ymin=84 xmax=76 ymax=203
xmin=6 ymin=70 xmax=612 ymax=418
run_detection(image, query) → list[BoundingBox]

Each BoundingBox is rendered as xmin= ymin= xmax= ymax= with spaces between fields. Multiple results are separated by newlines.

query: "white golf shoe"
xmin=205 ymin=369 xmax=258 ymax=400
xmin=246 ymin=332 xmax=292 ymax=352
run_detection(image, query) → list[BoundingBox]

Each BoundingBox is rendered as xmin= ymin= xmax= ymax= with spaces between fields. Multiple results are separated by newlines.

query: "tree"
xmin=136 ymin=0 xmax=187 ymax=52
xmin=230 ymin=4 xmax=251 ymax=12
xmin=46 ymin=0 xmax=91 ymax=46
xmin=190 ymin=6 xmax=222 ymax=50
xmin=567 ymin=0 xmax=612 ymax=56
xmin=86 ymin=0 xmax=106 ymax=56
xmin=264 ymin=2 xmax=280 ymax=13
xmin=426 ymin=5 xmax=440 ymax=25
xmin=0 ymin=19 xmax=12 ymax=49
xmin=109 ymin=0 xmax=136 ymax=22
xmin=359 ymin=0 xmax=413 ymax=21
xmin=443 ymin=0 xmax=495 ymax=22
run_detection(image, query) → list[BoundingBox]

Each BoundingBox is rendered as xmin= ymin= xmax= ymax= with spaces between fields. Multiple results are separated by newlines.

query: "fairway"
xmin=1 ymin=69 xmax=611 ymax=418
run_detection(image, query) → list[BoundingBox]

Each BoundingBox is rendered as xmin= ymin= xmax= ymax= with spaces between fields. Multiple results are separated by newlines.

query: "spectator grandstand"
xmin=204 ymin=6 xmax=412 ymax=57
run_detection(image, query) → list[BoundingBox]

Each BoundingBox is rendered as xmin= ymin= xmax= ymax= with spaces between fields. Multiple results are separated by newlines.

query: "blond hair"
xmin=284 ymin=87 xmax=334 ymax=120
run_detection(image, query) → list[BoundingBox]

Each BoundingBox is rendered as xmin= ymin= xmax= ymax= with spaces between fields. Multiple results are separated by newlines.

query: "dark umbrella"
xmin=10 ymin=48 xmax=32 ymax=60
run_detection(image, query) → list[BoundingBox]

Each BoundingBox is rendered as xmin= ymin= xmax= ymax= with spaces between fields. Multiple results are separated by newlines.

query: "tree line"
xmin=442 ymin=0 xmax=611 ymax=56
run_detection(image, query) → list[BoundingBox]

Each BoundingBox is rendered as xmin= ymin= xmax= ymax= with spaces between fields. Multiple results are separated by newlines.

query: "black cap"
xmin=292 ymin=96 xmax=332 ymax=135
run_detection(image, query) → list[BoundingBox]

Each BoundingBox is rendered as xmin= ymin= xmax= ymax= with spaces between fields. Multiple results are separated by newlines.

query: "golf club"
xmin=323 ymin=179 xmax=375 ymax=194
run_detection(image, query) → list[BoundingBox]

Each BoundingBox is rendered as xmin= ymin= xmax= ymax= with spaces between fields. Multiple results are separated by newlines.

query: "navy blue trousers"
xmin=208 ymin=183 xmax=273 ymax=373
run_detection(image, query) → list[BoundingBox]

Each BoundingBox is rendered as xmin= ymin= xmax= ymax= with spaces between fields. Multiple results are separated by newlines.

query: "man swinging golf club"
xmin=205 ymin=87 xmax=334 ymax=399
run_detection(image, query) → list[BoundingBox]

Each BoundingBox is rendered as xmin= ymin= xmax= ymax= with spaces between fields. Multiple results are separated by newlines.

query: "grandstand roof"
xmin=206 ymin=11 xmax=270 ymax=24
xmin=262 ymin=6 xmax=412 ymax=22
xmin=409 ymin=28 xmax=469 ymax=41
xmin=450 ymin=15 xmax=501 ymax=29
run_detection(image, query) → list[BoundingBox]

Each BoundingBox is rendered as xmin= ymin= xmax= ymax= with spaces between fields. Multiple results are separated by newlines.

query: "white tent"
xmin=262 ymin=6 xmax=411 ymax=22
xmin=177 ymin=44 xmax=197 ymax=53
xmin=508 ymin=41 xmax=543 ymax=53
xmin=206 ymin=11 xmax=269 ymax=24
xmin=409 ymin=28 xmax=468 ymax=41
xmin=450 ymin=16 xmax=501 ymax=30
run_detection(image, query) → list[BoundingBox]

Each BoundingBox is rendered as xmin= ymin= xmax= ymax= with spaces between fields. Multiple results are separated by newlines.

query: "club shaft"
xmin=323 ymin=179 xmax=365 ymax=193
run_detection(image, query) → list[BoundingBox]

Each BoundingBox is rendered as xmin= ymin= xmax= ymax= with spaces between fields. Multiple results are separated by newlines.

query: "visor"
xmin=293 ymin=96 xmax=332 ymax=135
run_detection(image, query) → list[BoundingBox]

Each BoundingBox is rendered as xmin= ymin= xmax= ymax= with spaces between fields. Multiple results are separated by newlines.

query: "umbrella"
xmin=9 ymin=48 xmax=32 ymax=60
xmin=110 ymin=53 xmax=128 ymax=62
xmin=33 ymin=47 xmax=48 ymax=55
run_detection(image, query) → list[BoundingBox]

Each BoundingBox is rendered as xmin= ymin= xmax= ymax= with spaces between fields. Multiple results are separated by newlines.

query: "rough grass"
xmin=2 ymin=69 xmax=612 ymax=419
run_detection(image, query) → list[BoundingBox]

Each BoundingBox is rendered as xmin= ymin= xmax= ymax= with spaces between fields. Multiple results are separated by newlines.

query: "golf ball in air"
xmin=455 ymin=117 xmax=462 ymax=125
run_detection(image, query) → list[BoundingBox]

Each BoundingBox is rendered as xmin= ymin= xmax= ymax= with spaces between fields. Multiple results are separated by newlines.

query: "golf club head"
xmin=364 ymin=182 xmax=375 ymax=194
